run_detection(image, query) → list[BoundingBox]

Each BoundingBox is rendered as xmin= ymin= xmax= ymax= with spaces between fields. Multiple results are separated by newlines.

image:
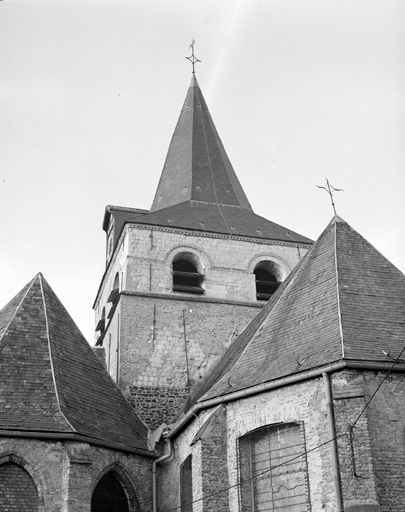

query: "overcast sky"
xmin=1 ymin=0 xmax=404 ymax=343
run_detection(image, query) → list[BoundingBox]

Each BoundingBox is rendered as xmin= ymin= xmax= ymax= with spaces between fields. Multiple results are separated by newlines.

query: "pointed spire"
xmin=150 ymin=75 xmax=252 ymax=212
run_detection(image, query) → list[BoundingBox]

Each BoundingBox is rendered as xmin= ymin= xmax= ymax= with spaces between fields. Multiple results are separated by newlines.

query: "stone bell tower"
xmin=93 ymin=72 xmax=312 ymax=429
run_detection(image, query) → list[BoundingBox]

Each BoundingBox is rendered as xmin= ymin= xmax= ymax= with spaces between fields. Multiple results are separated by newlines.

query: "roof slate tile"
xmin=0 ymin=274 xmax=151 ymax=453
xmin=195 ymin=216 xmax=405 ymax=404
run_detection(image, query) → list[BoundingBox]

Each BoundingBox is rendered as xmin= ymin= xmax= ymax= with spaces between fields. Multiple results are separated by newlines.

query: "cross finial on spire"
xmin=316 ymin=178 xmax=344 ymax=215
xmin=186 ymin=38 xmax=201 ymax=74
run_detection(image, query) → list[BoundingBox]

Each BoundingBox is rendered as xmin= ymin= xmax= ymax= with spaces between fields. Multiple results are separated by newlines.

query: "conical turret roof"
xmin=0 ymin=274 xmax=151 ymax=454
xmin=151 ymin=74 xmax=252 ymax=212
xmin=184 ymin=217 xmax=405 ymax=404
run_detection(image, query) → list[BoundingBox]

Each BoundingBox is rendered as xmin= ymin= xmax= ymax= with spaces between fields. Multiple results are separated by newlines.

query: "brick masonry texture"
xmin=200 ymin=406 xmax=229 ymax=512
xmin=363 ymin=371 xmax=405 ymax=512
xmin=159 ymin=369 xmax=400 ymax=511
xmin=95 ymin=224 xmax=308 ymax=427
xmin=0 ymin=461 xmax=38 ymax=511
xmin=0 ymin=438 xmax=153 ymax=512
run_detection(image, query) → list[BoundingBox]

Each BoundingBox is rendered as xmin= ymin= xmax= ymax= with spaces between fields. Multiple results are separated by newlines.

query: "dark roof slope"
xmin=150 ymin=74 xmax=252 ymax=212
xmin=197 ymin=216 xmax=405 ymax=402
xmin=0 ymin=274 xmax=151 ymax=454
xmin=127 ymin=201 xmax=312 ymax=244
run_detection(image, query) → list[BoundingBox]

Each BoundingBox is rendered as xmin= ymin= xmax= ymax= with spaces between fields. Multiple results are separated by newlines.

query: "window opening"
xmin=96 ymin=307 xmax=106 ymax=333
xmin=91 ymin=471 xmax=130 ymax=512
xmin=239 ymin=423 xmax=308 ymax=512
xmin=173 ymin=259 xmax=204 ymax=295
xmin=0 ymin=462 xmax=39 ymax=512
xmin=254 ymin=266 xmax=280 ymax=301
xmin=180 ymin=455 xmax=193 ymax=512
xmin=108 ymin=273 xmax=120 ymax=304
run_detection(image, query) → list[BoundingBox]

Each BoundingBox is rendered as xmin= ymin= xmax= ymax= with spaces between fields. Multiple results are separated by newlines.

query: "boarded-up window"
xmin=239 ymin=423 xmax=308 ymax=512
xmin=0 ymin=462 xmax=39 ymax=512
xmin=180 ymin=455 xmax=193 ymax=512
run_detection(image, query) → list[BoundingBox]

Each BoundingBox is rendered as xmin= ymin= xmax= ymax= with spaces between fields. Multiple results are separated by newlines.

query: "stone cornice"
xmin=121 ymin=290 xmax=264 ymax=308
xmin=127 ymin=223 xmax=312 ymax=249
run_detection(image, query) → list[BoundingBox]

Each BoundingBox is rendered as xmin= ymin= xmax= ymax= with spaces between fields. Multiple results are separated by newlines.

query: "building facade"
xmin=1 ymin=71 xmax=404 ymax=512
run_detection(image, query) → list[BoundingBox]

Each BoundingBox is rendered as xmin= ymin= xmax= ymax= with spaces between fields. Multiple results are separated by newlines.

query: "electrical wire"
xmin=351 ymin=344 xmax=405 ymax=428
xmin=162 ymin=345 xmax=405 ymax=512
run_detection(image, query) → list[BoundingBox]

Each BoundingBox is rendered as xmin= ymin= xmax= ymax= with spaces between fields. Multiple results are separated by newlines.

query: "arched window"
xmin=108 ymin=273 xmax=120 ymax=304
xmin=92 ymin=471 xmax=132 ymax=512
xmin=254 ymin=261 xmax=281 ymax=301
xmin=96 ymin=307 xmax=106 ymax=334
xmin=0 ymin=461 xmax=39 ymax=511
xmin=239 ymin=423 xmax=309 ymax=511
xmin=173 ymin=255 xmax=204 ymax=295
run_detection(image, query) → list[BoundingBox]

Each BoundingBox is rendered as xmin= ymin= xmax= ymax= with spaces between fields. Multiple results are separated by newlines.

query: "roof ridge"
xmin=333 ymin=219 xmax=345 ymax=359
xmin=0 ymin=274 xmax=38 ymax=341
xmin=218 ymin=260 xmax=304 ymax=391
xmin=38 ymin=274 xmax=76 ymax=433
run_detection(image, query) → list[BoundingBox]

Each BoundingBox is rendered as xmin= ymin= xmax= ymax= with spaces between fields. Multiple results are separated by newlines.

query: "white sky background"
xmin=1 ymin=0 xmax=404 ymax=343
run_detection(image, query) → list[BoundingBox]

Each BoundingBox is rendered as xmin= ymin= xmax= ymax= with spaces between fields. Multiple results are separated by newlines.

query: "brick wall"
xmin=0 ymin=461 xmax=38 ymax=512
xmin=363 ymin=371 xmax=405 ymax=512
xmin=160 ymin=370 xmax=398 ymax=512
xmin=200 ymin=405 xmax=229 ymax=512
xmin=120 ymin=294 xmax=260 ymax=428
xmin=94 ymin=223 xmax=309 ymax=427
xmin=0 ymin=437 xmax=154 ymax=512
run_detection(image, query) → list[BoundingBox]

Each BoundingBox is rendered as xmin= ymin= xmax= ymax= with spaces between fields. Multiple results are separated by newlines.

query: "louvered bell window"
xmin=254 ymin=267 xmax=280 ymax=301
xmin=239 ymin=423 xmax=309 ymax=512
xmin=173 ymin=259 xmax=204 ymax=295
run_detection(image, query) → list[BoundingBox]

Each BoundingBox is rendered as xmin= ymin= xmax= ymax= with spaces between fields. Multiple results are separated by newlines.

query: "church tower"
xmin=93 ymin=72 xmax=312 ymax=429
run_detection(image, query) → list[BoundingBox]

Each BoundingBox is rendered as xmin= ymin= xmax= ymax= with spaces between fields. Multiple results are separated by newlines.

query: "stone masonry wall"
xmin=120 ymin=294 xmax=260 ymax=428
xmin=200 ymin=405 xmax=229 ymax=512
xmin=363 ymin=371 xmax=405 ymax=512
xmin=158 ymin=408 xmax=214 ymax=512
xmin=332 ymin=370 xmax=380 ymax=511
xmin=94 ymin=223 xmax=309 ymax=428
xmin=124 ymin=225 xmax=307 ymax=302
xmin=0 ymin=437 xmax=154 ymax=512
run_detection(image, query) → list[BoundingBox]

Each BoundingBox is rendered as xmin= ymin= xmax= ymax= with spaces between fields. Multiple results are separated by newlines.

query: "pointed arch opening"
xmin=92 ymin=469 xmax=138 ymax=512
xmin=0 ymin=460 xmax=39 ymax=512
xmin=254 ymin=261 xmax=281 ymax=301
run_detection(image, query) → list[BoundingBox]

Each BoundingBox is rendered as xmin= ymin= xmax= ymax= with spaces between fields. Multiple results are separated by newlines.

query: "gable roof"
xmin=150 ymin=74 xmax=252 ymax=212
xmin=0 ymin=274 xmax=152 ymax=455
xmin=188 ymin=216 xmax=405 ymax=405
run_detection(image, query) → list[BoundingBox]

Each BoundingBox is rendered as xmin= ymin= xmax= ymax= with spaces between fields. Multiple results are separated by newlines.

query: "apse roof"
xmin=187 ymin=216 xmax=405 ymax=405
xmin=0 ymin=274 xmax=152 ymax=454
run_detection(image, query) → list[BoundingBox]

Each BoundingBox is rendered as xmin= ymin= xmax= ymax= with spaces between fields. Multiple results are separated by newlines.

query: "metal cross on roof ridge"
xmin=186 ymin=38 xmax=201 ymax=73
xmin=316 ymin=178 xmax=344 ymax=215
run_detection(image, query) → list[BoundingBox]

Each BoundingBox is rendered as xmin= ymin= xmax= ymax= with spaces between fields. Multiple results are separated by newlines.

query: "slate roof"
xmin=126 ymin=201 xmax=312 ymax=244
xmin=189 ymin=216 xmax=405 ymax=404
xmin=150 ymin=74 xmax=252 ymax=212
xmin=99 ymin=75 xmax=312 ymax=252
xmin=0 ymin=274 xmax=152 ymax=454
